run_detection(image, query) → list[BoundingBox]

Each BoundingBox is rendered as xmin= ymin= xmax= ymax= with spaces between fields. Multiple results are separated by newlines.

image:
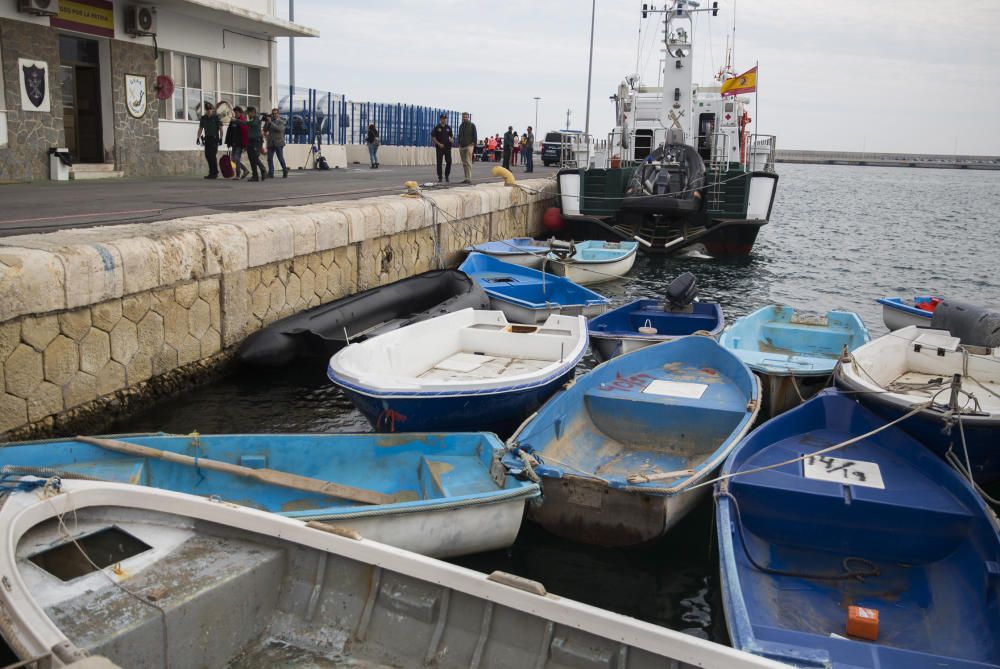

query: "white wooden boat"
xmin=548 ymin=240 xmax=639 ymax=285
xmin=328 ymin=308 xmax=588 ymax=436
xmin=1 ymin=478 xmax=789 ymax=668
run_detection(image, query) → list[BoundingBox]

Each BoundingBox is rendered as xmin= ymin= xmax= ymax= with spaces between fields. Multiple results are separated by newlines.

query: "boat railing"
xmin=747 ymin=134 xmax=777 ymax=173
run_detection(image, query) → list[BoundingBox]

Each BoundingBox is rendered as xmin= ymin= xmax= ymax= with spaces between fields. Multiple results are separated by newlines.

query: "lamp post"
xmin=533 ymin=96 xmax=540 ymax=135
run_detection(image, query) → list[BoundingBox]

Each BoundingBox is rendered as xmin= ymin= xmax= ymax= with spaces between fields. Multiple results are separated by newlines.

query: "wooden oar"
xmin=76 ymin=436 xmax=398 ymax=506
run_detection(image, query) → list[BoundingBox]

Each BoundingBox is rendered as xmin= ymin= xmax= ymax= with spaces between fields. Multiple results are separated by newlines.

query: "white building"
xmin=0 ymin=0 xmax=316 ymax=181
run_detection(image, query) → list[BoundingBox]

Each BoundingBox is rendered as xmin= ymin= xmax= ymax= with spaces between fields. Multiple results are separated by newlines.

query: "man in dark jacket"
xmin=502 ymin=126 xmax=514 ymax=170
xmin=457 ymin=112 xmax=477 ymax=184
xmin=196 ymin=102 xmax=222 ymax=179
xmin=265 ymin=108 xmax=288 ymax=178
xmin=245 ymin=107 xmax=267 ymax=182
xmin=430 ymin=113 xmax=453 ymax=182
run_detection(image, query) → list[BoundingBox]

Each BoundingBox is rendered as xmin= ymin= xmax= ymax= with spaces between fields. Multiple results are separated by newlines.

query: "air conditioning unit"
xmin=125 ymin=5 xmax=157 ymax=36
xmin=18 ymin=0 xmax=60 ymax=16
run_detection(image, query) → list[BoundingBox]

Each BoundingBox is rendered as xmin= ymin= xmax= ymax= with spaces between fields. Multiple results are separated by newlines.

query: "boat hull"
xmin=756 ymin=370 xmax=830 ymax=418
xmin=880 ymin=303 xmax=933 ymax=331
xmin=589 ymin=332 xmax=665 ymax=362
xmin=340 ymin=366 xmax=576 ymax=437
xmin=548 ymin=248 xmax=637 ymax=285
xmin=588 ymin=299 xmax=726 ymax=362
xmin=474 ymin=250 xmax=545 ymax=269
xmin=527 ymin=475 xmax=708 ymax=546
xmin=489 ymin=296 xmax=607 ymax=324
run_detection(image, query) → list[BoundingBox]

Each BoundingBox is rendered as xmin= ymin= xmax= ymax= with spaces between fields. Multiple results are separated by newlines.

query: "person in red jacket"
xmin=225 ymin=106 xmax=251 ymax=180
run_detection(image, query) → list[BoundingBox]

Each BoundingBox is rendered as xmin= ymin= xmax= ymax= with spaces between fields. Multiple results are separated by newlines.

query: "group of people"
xmin=421 ymin=114 xmax=535 ymax=184
xmin=197 ymin=104 xmax=290 ymax=181
xmin=476 ymin=128 xmax=534 ymax=171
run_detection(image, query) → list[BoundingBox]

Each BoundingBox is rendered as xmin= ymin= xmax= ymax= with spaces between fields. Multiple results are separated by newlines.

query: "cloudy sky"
xmin=276 ymin=0 xmax=1000 ymax=155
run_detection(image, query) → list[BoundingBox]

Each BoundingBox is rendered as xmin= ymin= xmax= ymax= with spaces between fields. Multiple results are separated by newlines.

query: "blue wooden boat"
xmin=587 ymin=274 xmax=724 ymax=362
xmin=720 ymin=305 xmax=870 ymax=417
xmin=505 ymin=335 xmax=760 ymax=546
xmin=876 ymin=295 xmax=940 ymax=331
xmin=458 ymin=252 xmax=609 ymax=324
xmin=464 ymin=237 xmax=550 ymax=268
xmin=328 ymin=308 xmax=588 ymax=437
xmin=0 ymin=431 xmax=539 ymax=558
xmin=717 ymin=389 xmax=1000 ymax=669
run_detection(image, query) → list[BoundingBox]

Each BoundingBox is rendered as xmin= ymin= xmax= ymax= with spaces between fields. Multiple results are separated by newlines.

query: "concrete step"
xmin=71 ymin=163 xmax=124 ymax=180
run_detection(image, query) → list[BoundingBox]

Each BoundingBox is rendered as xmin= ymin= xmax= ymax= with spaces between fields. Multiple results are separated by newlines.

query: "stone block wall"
xmin=109 ymin=40 xmax=160 ymax=177
xmin=0 ymin=19 xmax=65 ymax=183
xmin=0 ymin=178 xmax=557 ymax=437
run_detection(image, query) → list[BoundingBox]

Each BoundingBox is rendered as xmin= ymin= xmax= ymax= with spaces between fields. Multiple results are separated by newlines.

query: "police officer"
xmin=431 ymin=113 xmax=454 ymax=183
xmin=196 ymin=102 xmax=222 ymax=179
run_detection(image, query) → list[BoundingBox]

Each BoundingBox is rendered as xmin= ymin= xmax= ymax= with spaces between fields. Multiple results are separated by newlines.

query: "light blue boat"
xmin=718 ymin=389 xmax=1000 ymax=669
xmin=504 ymin=335 xmax=760 ymax=546
xmin=464 ymin=237 xmax=549 ymax=268
xmin=547 ymin=240 xmax=639 ymax=286
xmin=458 ymin=252 xmax=609 ymax=324
xmin=0 ymin=432 xmax=539 ymax=558
xmin=720 ymin=305 xmax=869 ymax=417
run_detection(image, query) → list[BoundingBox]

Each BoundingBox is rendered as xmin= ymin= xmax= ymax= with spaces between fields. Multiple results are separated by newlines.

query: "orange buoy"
xmin=542 ymin=207 xmax=565 ymax=233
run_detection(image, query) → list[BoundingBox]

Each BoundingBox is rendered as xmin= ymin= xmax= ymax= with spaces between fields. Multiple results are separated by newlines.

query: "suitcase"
xmin=219 ymin=152 xmax=235 ymax=179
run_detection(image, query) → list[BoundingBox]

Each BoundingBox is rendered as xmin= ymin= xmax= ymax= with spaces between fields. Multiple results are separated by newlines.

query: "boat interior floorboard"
xmin=891 ymin=371 xmax=1000 ymax=412
xmin=419 ymin=352 xmax=551 ymax=382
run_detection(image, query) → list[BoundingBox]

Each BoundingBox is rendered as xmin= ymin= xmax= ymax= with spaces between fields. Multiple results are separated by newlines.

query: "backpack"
xmin=316 ymin=156 xmax=330 ymax=170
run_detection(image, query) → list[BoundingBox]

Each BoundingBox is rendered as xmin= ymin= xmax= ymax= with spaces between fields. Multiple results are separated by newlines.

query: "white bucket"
xmin=559 ymin=172 xmax=581 ymax=216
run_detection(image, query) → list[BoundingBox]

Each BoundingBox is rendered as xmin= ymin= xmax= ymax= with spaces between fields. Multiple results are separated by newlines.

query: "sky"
xmin=276 ymin=0 xmax=1000 ymax=155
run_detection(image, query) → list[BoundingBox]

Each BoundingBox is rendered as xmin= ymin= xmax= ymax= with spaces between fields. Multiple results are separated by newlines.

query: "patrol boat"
xmin=558 ymin=0 xmax=779 ymax=256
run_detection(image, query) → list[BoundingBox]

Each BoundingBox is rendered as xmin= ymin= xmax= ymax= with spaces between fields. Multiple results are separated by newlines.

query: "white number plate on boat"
xmin=642 ymin=380 xmax=707 ymax=399
xmin=802 ymin=455 xmax=885 ymax=489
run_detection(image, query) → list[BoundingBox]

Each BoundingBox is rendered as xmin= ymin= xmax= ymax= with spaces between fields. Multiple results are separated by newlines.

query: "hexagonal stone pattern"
xmin=175 ymin=282 xmax=200 ymax=309
xmin=64 ymin=372 xmax=98 ymax=408
xmin=0 ymin=394 xmax=27 ymax=432
xmin=110 ymin=319 xmax=139 ymax=364
xmin=21 ymin=315 xmax=60 ymax=351
xmin=58 ymin=310 xmax=93 ymax=341
xmin=5 ymin=344 xmax=43 ymax=398
xmin=43 ymin=335 xmax=79 ymax=386
xmin=92 ymin=300 xmax=123 ymax=332
xmin=27 ymin=381 xmax=63 ymax=423
xmin=0 ymin=322 xmax=20 ymax=361
xmin=188 ymin=300 xmax=211 ymax=339
xmin=80 ymin=328 xmax=111 ymax=375
xmin=97 ymin=360 xmax=127 ymax=397
xmin=122 ymin=293 xmax=152 ymax=322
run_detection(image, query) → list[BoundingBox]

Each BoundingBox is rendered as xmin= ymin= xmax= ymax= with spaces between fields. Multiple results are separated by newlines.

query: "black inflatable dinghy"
xmin=238 ymin=269 xmax=490 ymax=368
xmin=931 ymin=299 xmax=1000 ymax=348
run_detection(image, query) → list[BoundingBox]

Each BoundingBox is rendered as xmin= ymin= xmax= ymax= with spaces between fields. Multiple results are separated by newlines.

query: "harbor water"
xmin=108 ymin=163 xmax=1000 ymax=642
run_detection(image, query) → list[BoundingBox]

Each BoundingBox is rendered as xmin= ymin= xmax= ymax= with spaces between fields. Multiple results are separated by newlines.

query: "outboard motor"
xmin=665 ymin=272 xmax=698 ymax=313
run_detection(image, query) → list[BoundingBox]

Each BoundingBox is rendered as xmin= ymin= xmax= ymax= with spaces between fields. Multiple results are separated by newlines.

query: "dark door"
xmin=59 ymin=36 xmax=103 ymax=163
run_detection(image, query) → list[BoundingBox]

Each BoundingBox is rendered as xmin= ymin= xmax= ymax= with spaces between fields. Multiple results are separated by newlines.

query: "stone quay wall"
xmin=0 ymin=178 xmax=556 ymax=438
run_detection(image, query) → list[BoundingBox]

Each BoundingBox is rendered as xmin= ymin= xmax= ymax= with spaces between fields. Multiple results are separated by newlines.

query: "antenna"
xmin=566 ymin=108 xmax=572 ymax=129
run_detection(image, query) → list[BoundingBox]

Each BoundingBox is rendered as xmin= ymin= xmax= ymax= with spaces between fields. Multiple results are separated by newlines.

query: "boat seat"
xmin=419 ymin=455 xmax=497 ymax=499
xmin=583 ymin=370 xmax=747 ymax=447
xmin=759 ymin=322 xmax=855 ymax=355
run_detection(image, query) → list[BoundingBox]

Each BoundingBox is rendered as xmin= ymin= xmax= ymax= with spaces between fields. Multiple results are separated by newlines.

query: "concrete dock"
xmin=0 ymin=169 xmax=558 ymax=438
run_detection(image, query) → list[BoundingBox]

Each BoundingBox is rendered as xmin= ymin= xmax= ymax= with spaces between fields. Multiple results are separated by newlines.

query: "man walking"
xmin=502 ymin=126 xmax=514 ymax=170
xmin=431 ymin=113 xmax=454 ymax=182
xmin=524 ymin=126 xmax=535 ymax=173
xmin=245 ymin=106 xmax=267 ymax=182
xmin=196 ymin=102 xmax=222 ymax=179
xmin=265 ymin=108 xmax=288 ymax=178
xmin=457 ymin=112 xmax=477 ymax=184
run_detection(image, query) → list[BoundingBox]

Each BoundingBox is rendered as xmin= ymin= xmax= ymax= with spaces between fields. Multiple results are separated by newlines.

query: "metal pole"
xmin=289 ymin=0 xmax=295 ymax=93
xmin=584 ymin=0 xmax=596 ymax=165
xmin=533 ymin=96 xmax=540 ymax=135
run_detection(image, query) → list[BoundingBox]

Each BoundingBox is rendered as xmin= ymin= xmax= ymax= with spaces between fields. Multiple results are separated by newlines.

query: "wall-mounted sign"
xmin=51 ymin=0 xmax=115 ymax=39
xmin=125 ymin=74 xmax=147 ymax=118
xmin=19 ymin=59 xmax=50 ymax=113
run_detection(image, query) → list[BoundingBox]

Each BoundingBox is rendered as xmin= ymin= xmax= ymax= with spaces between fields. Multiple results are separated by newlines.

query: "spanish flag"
xmin=721 ymin=66 xmax=757 ymax=97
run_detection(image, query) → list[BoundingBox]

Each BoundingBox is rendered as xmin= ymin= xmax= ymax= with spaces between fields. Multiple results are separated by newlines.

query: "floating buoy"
xmin=542 ymin=207 xmax=565 ymax=233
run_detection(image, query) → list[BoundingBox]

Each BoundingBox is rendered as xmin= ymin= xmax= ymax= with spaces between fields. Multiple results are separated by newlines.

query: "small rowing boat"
xmin=876 ymin=295 xmax=941 ymax=331
xmin=328 ymin=308 xmax=587 ymax=436
xmin=459 ymin=252 xmax=609 ymax=324
xmin=547 ymin=240 xmax=639 ymax=285
xmin=505 ymin=335 xmax=759 ymax=546
xmin=587 ymin=272 xmax=724 ymax=361
xmin=718 ymin=389 xmax=1000 ymax=669
xmin=0 ymin=431 xmax=538 ymax=558
xmin=720 ymin=305 xmax=869 ymax=416
xmin=464 ymin=237 xmax=550 ymax=268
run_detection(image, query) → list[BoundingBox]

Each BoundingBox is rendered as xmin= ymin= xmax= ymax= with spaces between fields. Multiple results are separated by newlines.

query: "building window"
xmin=159 ymin=52 xmax=263 ymax=122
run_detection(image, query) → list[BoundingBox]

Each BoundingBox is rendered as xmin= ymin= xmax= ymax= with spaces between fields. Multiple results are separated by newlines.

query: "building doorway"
xmin=59 ymin=35 xmax=104 ymax=163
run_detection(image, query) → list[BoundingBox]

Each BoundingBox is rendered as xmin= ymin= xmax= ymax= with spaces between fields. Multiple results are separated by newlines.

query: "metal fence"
xmin=277 ymin=85 xmax=461 ymax=147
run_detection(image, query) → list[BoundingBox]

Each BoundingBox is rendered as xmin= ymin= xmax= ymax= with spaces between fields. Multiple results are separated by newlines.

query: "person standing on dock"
xmin=524 ymin=126 xmax=535 ymax=172
xmin=366 ymin=123 xmax=380 ymax=169
xmin=265 ymin=108 xmax=288 ymax=179
xmin=245 ymin=107 xmax=267 ymax=182
xmin=196 ymin=102 xmax=222 ymax=179
xmin=457 ymin=112 xmax=477 ymax=184
xmin=502 ymin=126 xmax=514 ymax=170
xmin=226 ymin=106 xmax=251 ymax=180
xmin=431 ymin=114 xmax=454 ymax=182
xmin=511 ymin=131 xmax=521 ymax=167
